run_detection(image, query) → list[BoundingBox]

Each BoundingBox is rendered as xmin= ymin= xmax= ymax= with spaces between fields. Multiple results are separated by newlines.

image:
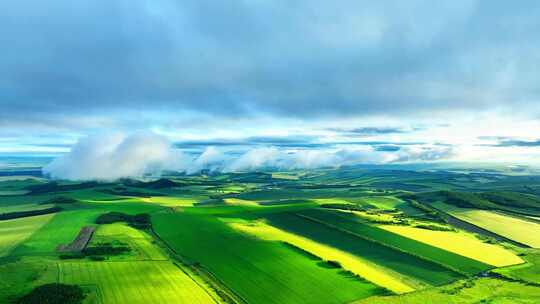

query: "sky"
xmin=2 ymin=0 xmax=540 ymax=175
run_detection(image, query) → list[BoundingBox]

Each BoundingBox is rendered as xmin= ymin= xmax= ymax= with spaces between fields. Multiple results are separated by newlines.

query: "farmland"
xmin=433 ymin=202 xmax=540 ymax=248
xmin=1 ymin=167 xmax=540 ymax=303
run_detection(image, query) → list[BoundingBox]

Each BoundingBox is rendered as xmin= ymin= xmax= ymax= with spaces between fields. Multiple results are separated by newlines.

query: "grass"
xmin=435 ymin=202 xmax=540 ymax=248
xmin=153 ymin=212 xmax=385 ymax=304
xmin=353 ymin=278 xmax=540 ymax=304
xmin=380 ymin=225 xmax=524 ymax=267
xmin=296 ymin=209 xmax=492 ymax=275
xmin=0 ymin=214 xmax=55 ymax=257
xmin=229 ymin=220 xmax=415 ymax=293
xmin=0 ymin=257 xmax=59 ymax=303
xmin=11 ymin=209 xmax=101 ymax=255
xmin=264 ymin=212 xmax=464 ymax=286
xmin=59 ymin=261 xmax=215 ymax=304
xmin=91 ymin=223 xmax=166 ymax=260
xmin=494 ymin=250 xmax=540 ymax=284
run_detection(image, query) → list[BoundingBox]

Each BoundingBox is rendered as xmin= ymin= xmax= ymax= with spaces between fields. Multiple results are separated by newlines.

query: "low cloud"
xmin=44 ymin=133 xmax=456 ymax=180
xmin=43 ymin=132 xmax=184 ymax=180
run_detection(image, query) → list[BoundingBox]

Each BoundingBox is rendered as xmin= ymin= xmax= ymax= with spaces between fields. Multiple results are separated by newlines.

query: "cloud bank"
xmin=44 ymin=133 xmax=455 ymax=180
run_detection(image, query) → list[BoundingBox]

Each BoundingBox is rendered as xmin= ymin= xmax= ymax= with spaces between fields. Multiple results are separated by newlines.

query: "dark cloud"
xmin=1 ymin=0 xmax=540 ymax=131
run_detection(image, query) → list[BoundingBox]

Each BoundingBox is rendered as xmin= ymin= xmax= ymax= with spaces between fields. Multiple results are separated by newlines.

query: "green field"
xmin=264 ymin=212 xmax=464 ymax=286
xmin=59 ymin=261 xmax=215 ymax=303
xmin=153 ymin=212 xmax=385 ymax=304
xmin=2 ymin=167 xmax=540 ymax=303
xmin=295 ymin=209 xmax=492 ymax=275
xmin=0 ymin=214 xmax=55 ymax=257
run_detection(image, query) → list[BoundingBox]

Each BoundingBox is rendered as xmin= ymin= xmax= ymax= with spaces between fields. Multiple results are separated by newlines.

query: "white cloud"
xmin=43 ymin=132 xmax=183 ymax=180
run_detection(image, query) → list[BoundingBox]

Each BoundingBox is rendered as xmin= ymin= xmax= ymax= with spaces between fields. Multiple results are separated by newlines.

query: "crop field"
xmin=230 ymin=220 xmax=416 ymax=293
xmin=91 ymin=223 xmax=167 ymax=260
xmin=434 ymin=202 xmax=540 ymax=248
xmin=58 ymin=261 xmax=215 ymax=304
xmin=2 ymin=167 xmax=540 ymax=303
xmin=264 ymin=212 xmax=465 ymax=286
xmin=0 ymin=213 xmax=54 ymax=257
xmin=153 ymin=212 xmax=385 ymax=304
xmin=380 ymin=225 xmax=524 ymax=267
xmin=294 ymin=209 xmax=492 ymax=275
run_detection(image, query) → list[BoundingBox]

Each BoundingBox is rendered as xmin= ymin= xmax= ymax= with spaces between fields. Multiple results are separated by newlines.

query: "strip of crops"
xmin=296 ymin=209 xmax=492 ymax=275
xmin=153 ymin=212 xmax=385 ymax=304
xmin=265 ymin=212 xmax=464 ymax=286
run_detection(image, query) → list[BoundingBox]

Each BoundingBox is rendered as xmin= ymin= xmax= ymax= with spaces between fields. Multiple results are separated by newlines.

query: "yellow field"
xmin=229 ymin=221 xmax=420 ymax=293
xmin=139 ymin=196 xmax=197 ymax=207
xmin=380 ymin=225 xmax=524 ymax=267
xmin=0 ymin=214 xmax=55 ymax=257
xmin=92 ymin=223 xmax=167 ymax=260
xmin=436 ymin=203 xmax=540 ymax=248
xmin=59 ymin=261 xmax=216 ymax=304
xmin=223 ymin=198 xmax=259 ymax=206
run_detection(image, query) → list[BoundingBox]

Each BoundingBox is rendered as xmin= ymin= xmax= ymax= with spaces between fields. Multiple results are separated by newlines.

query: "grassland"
xmin=435 ymin=202 xmax=540 ymax=248
xmin=153 ymin=212 xmax=385 ymax=304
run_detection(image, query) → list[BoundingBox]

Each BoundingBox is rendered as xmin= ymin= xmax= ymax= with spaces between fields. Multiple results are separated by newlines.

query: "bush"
xmin=0 ymin=206 xmax=62 ymax=221
xmin=15 ymin=283 xmax=85 ymax=304
xmin=95 ymin=212 xmax=151 ymax=229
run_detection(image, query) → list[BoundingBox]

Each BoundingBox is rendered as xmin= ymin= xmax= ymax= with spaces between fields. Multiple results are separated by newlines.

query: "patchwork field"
xmin=230 ymin=220 xmax=415 ymax=293
xmin=2 ymin=168 xmax=540 ymax=303
xmin=264 ymin=212 xmax=465 ymax=287
xmin=435 ymin=202 xmax=540 ymax=248
xmin=294 ymin=209 xmax=492 ymax=275
xmin=153 ymin=212 xmax=385 ymax=304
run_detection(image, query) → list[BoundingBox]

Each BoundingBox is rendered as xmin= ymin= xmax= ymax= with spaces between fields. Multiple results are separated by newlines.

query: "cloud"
xmin=2 ymin=0 xmax=540 ymax=134
xmin=43 ymin=132 xmax=458 ymax=180
xmin=327 ymin=127 xmax=420 ymax=136
xmin=43 ymin=132 xmax=183 ymax=180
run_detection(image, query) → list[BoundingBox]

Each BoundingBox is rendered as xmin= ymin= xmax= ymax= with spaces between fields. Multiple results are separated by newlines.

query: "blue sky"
xmin=2 ymin=1 xmax=540 ymax=166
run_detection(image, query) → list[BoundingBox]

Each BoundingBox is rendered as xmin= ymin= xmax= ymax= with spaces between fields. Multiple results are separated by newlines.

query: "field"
xmin=153 ymin=212 xmax=384 ymax=304
xmin=230 ymin=220 xmax=416 ymax=293
xmin=0 ymin=214 xmax=54 ymax=257
xmin=434 ymin=202 xmax=540 ymax=248
xmin=380 ymin=225 xmax=524 ymax=267
xmin=59 ymin=261 xmax=215 ymax=303
xmin=293 ymin=209 xmax=492 ymax=275
xmin=2 ymin=166 xmax=540 ymax=303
